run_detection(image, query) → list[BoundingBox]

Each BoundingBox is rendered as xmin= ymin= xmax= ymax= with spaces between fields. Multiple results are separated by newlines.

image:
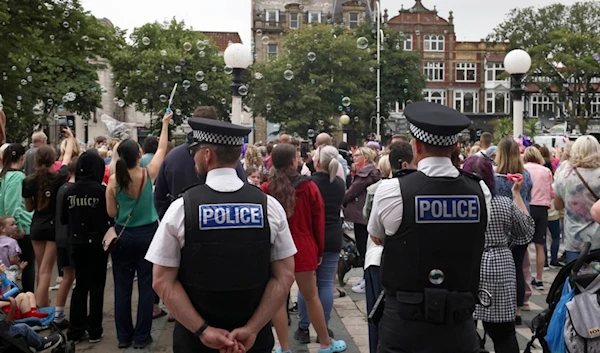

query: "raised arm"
xmin=147 ymin=112 xmax=173 ymax=183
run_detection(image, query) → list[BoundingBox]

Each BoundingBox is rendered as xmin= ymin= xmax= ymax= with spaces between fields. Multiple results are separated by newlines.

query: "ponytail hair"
xmin=115 ymin=139 xmax=141 ymax=191
xmin=0 ymin=143 xmax=26 ymax=179
xmin=28 ymin=146 xmax=57 ymax=210
xmin=269 ymin=144 xmax=299 ymax=218
xmin=313 ymin=145 xmax=340 ymax=183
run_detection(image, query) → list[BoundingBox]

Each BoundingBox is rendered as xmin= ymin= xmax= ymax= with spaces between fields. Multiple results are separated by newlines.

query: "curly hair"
xmin=569 ymin=135 xmax=600 ymax=169
xmin=244 ymin=144 xmax=265 ymax=170
xmin=268 ymin=144 xmax=299 ymax=218
xmin=27 ymin=146 xmax=58 ymax=210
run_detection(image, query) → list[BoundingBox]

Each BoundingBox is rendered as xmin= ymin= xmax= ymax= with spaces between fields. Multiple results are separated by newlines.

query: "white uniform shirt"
xmin=367 ymin=157 xmax=492 ymax=239
xmin=145 ymin=168 xmax=297 ymax=267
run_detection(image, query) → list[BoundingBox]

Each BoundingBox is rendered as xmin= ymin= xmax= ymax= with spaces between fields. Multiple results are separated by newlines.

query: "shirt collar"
xmin=206 ymin=168 xmax=244 ymax=192
xmin=417 ymin=157 xmax=458 ymax=177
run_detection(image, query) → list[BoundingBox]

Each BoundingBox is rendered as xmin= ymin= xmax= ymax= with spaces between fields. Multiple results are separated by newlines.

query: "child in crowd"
xmin=0 ymin=263 xmax=47 ymax=320
xmin=0 ymin=216 xmax=26 ymax=270
xmin=246 ymin=166 xmax=262 ymax=186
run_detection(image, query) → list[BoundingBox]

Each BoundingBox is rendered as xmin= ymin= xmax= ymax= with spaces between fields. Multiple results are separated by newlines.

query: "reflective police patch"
xmin=415 ymin=196 xmax=480 ymax=223
xmin=199 ymin=203 xmax=264 ymax=230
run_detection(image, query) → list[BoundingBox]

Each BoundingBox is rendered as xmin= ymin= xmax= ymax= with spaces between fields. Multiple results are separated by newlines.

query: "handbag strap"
xmin=117 ymin=169 xmax=147 ymax=237
xmin=573 ymin=167 xmax=599 ymax=201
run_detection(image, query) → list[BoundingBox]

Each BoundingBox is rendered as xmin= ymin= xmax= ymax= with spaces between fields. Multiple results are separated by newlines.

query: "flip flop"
xmin=334 ymin=289 xmax=346 ymax=299
xmin=153 ymin=309 xmax=167 ymax=319
xmin=317 ymin=339 xmax=347 ymax=353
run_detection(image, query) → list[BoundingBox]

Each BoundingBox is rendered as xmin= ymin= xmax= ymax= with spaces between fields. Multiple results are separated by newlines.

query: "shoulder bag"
xmin=103 ymin=170 xmax=147 ymax=252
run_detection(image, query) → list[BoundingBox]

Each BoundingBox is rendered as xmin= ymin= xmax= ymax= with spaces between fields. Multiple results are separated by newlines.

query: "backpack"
xmin=564 ymin=275 xmax=600 ymax=353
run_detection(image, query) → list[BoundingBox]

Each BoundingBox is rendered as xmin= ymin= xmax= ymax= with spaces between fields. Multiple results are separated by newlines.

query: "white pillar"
xmin=513 ymin=99 xmax=524 ymax=138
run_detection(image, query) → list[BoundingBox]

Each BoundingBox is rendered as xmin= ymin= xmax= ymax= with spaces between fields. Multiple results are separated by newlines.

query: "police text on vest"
xmin=198 ymin=204 xmax=264 ymax=230
xmin=415 ymin=196 xmax=480 ymax=223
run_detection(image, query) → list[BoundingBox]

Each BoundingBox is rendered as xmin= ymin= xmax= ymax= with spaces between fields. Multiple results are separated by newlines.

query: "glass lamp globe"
xmin=504 ymin=49 xmax=532 ymax=75
xmin=224 ymin=43 xmax=253 ymax=69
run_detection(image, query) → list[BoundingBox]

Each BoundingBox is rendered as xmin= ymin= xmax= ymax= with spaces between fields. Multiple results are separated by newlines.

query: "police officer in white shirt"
xmin=368 ymin=102 xmax=492 ymax=353
xmin=146 ymin=118 xmax=297 ymax=353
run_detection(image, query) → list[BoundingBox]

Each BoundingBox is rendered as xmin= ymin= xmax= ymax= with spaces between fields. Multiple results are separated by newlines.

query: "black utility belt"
xmin=384 ymin=288 xmax=475 ymax=325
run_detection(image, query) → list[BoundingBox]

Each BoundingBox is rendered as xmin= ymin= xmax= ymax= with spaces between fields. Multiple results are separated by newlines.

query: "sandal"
xmin=275 ymin=347 xmax=291 ymax=353
xmin=318 ymin=339 xmax=347 ymax=353
xmin=334 ymin=289 xmax=346 ymax=299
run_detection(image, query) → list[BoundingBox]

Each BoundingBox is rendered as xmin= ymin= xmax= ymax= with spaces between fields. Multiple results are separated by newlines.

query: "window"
xmin=289 ymin=13 xmax=299 ymax=29
xmin=424 ymin=62 xmax=444 ymax=82
xmin=590 ymin=95 xmax=600 ymax=115
xmin=424 ymin=35 xmax=444 ymax=51
xmin=530 ymin=95 xmax=555 ymax=117
xmin=454 ymin=91 xmax=478 ymax=113
xmin=424 ymin=90 xmax=446 ymax=105
xmin=309 ymin=12 xmax=321 ymax=23
xmin=348 ymin=12 xmax=360 ymax=28
xmin=265 ymin=9 xmax=279 ymax=22
xmin=485 ymin=91 xmax=510 ymax=114
xmin=267 ymin=44 xmax=278 ymax=61
xmin=486 ymin=63 xmax=507 ymax=82
xmin=456 ymin=63 xmax=476 ymax=82
xmin=404 ymin=35 xmax=412 ymax=51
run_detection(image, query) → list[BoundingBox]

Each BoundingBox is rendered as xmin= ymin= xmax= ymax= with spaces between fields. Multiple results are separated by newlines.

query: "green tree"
xmin=489 ymin=1 xmax=600 ymax=134
xmin=110 ymin=19 xmax=231 ymax=134
xmin=0 ymin=0 xmax=124 ymax=143
xmin=492 ymin=117 xmax=513 ymax=144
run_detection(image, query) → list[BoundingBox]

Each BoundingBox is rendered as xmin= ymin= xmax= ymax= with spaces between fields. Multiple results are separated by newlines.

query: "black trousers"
xmin=17 ymin=236 xmax=35 ymax=293
xmin=67 ymin=243 xmax=108 ymax=340
xmin=482 ymin=321 xmax=519 ymax=353
xmin=378 ymin=309 xmax=479 ymax=353
xmin=173 ymin=321 xmax=274 ymax=353
xmin=354 ymin=223 xmax=368 ymax=265
xmin=511 ymin=245 xmax=527 ymax=307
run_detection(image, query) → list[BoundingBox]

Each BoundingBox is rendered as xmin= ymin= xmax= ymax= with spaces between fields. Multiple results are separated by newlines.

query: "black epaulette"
xmin=459 ymin=168 xmax=483 ymax=181
xmin=393 ymin=169 xmax=417 ymax=178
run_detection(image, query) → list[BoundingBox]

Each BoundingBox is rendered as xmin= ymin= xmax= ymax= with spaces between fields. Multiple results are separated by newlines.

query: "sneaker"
xmin=515 ymin=316 xmax=522 ymax=326
xmin=531 ymin=279 xmax=544 ymax=290
xmin=89 ymin=334 xmax=103 ymax=344
xmin=53 ymin=318 xmax=70 ymax=331
xmin=351 ymin=281 xmax=365 ymax=294
xmin=294 ymin=327 xmax=310 ymax=344
xmin=549 ymin=261 xmax=563 ymax=269
xmin=351 ymin=278 xmax=364 ymax=287
xmin=37 ymin=333 xmax=62 ymax=352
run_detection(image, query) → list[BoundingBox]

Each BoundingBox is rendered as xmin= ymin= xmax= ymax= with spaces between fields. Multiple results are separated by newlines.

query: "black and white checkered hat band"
xmin=193 ymin=130 xmax=244 ymax=146
xmin=409 ymin=123 xmax=458 ymax=147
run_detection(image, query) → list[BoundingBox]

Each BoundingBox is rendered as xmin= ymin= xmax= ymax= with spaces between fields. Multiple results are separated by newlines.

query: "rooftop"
xmin=201 ymin=31 xmax=242 ymax=52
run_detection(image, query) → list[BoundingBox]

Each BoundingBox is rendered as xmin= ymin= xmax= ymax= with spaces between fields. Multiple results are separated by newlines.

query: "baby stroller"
xmin=524 ymin=242 xmax=600 ymax=353
xmin=337 ymin=233 xmax=362 ymax=286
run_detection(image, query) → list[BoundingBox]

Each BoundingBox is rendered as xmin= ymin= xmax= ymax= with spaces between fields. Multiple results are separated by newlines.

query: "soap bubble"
xmin=342 ymin=96 xmax=352 ymax=107
xmin=266 ymin=104 xmax=272 ymax=111
xmin=307 ymin=52 xmax=316 ymax=62
xmin=174 ymin=66 xmax=182 ymax=73
xmin=49 ymin=35 xmax=55 ymax=40
xmin=261 ymin=36 xmax=270 ymax=45
xmin=25 ymin=67 xmax=31 ymax=73
xmin=283 ymin=70 xmax=294 ymax=81
xmin=338 ymin=105 xmax=343 ymax=111
xmin=195 ymin=71 xmax=205 ymax=81
xmin=179 ymin=59 xmax=186 ymax=66
xmin=254 ymin=72 xmax=263 ymax=80
xmin=117 ymin=99 xmax=125 ymax=108
xmin=63 ymin=10 xmax=69 ymax=17
xmin=307 ymin=129 xmax=316 ymax=138
xmin=256 ymin=29 xmax=262 ymax=36
xmin=159 ymin=94 xmax=168 ymax=103
xmin=354 ymin=116 xmax=360 ymax=122
xmin=429 ymin=269 xmax=445 ymax=285
xmin=58 ymin=105 xmax=64 ymax=111
xmin=211 ymin=67 xmax=217 ymax=72
xmin=122 ymin=88 xmax=128 ymax=96
xmin=318 ymin=120 xmax=324 ymax=126
xmin=160 ymin=50 xmax=167 ymax=56
xmin=199 ymin=51 xmax=205 ymax=58
xmin=141 ymin=98 xmax=148 ymax=105
xmin=47 ymin=99 xmax=53 ymax=105
xmin=224 ymin=66 xmax=233 ymax=75
xmin=175 ymin=109 xmax=182 ymax=116
xmin=183 ymin=42 xmax=192 ymax=51
xmin=369 ymin=67 xmax=375 ymax=73
xmin=82 ymin=35 xmax=89 ymax=41
xmin=182 ymin=80 xmax=191 ymax=89
xmin=197 ymin=40 xmax=206 ymax=51
xmin=115 ymin=82 xmax=120 ymax=87
xmin=136 ymin=70 xmax=141 ymax=76
xmin=11 ymin=66 xmax=16 ymax=71
xmin=357 ymin=37 xmax=368 ymax=48
xmin=311 ymin=79 xmax=316 ymax=84
xmin=62 ymin=21 xmax=69 ymax=28
xmin=200 ymin=83 xmax=209 ymax=91
xmin=142 ymin=37 xmax=150 ymax=45
xmin=20 ymin=79 xmax=27 ymax=85
xmin=221 ymin=98 xmax=227 ymax=105
xmin=286 ymin=64 xmax=292 ymax=69
xmin=238 ymin=85 xmax=249 ymax=96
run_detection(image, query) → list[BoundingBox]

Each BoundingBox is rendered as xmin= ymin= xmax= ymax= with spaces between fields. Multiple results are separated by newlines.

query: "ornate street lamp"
xmin=504 ymin=49 xmax=532 ymax=138
xmin=223 ymin=43 xmax=253 ymax=126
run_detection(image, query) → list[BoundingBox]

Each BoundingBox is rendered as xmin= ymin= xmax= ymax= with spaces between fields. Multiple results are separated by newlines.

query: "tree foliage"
xmin=489 ymin=1 xmax=600 ymax=133
xmin=110 ymin=19 xmax=231 ymax=134
xmin=0 ymin=0 xmax=125 ymax=143
xmin=247 ymin=23 xmax=425 ymax=138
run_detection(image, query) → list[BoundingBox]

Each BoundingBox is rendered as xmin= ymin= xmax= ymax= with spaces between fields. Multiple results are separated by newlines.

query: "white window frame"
xmin=580 ymin=94 xmax=600 ymax=116
xmin=424 ymin=35 xmax=444 ymax=52
xmin=267 ymin=44 xmax=278 ymax=61
xmin=424 ymin=62 xmax=444 ymax=82
xmin=289 ymin=12 xmax=299 ymax=29
xmin=485 ymin=63 xmax=508 ymax=82
xmin=349 ymin=12 xmax=360 ymax=28
xmin=454 ymin=91 xmax=479 ymax=113
xmin=309 ymin=12 xmax=321 ymax=23
xmin=265 ymin=9 xmax=279 ymax=22
xmin=404 ymin=35 xmax=412 ymax=51
xmin=485 ymin=91 xmax=510 ymax=114
xmin=424 ymin=90 xmax=446 ymax=105
xmin=530 ymin=94 xmax=555 ymax=118
xmin=456 ymin=63 xmax=477 ymax=82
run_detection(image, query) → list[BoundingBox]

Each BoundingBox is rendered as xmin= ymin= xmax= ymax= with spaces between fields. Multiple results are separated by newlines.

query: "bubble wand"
xmin=166 ymin=83 xmax=178 ymax=114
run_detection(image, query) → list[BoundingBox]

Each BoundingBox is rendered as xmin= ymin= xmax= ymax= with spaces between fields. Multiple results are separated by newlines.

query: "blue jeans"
xmin=365 ymin=266 xmax=381 ymax=353
xmin=112 ymin=221 xmax=157 ymax=345
xmin=297 ymin=252 xmax=338 ymax=330
xmin=9 ymin=323 xmax=43 ymax=349
xmin=548 ymin=220 xmax=561 ymax=263
xmin=565 ymin=248 xmax=600 ymax=263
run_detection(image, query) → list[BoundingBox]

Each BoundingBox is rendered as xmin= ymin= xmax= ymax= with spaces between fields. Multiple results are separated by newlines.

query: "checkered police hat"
xmin=404 ymin=102 xmax=471 ymax=147
xmin=188 ymin=117 xmax=251 ymax=147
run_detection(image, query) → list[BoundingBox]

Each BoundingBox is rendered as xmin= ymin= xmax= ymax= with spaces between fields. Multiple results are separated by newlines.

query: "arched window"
xmin=495 ymin=93 xmax=505 ymax=113
xmin=464 ymin=93 xmax=474 ymax=113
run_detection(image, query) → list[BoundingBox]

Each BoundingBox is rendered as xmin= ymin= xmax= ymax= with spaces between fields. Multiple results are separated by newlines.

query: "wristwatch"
xmin=195 ymin=322 xmax=209 ymax=339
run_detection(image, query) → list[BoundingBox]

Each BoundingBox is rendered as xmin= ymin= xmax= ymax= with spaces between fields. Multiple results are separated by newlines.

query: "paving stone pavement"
xmin=32 ymin=243 xmax=558 ymax=353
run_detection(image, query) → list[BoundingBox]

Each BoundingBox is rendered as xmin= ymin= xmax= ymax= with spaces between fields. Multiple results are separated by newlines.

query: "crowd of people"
xmin=0 ymin=103 xmax=599 ymax=353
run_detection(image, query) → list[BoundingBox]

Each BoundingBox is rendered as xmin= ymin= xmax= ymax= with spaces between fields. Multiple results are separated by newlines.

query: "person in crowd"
xmin=243 ymin=144 xmax=266 ymax=175
xmin=523 ymin=147 xmax=554 ymax=290
xmin=262 ymin=144 xmax=347 ymax=353
xmin=0 ymin=144 xmax=34 ymax=292
xmin=245 ymin=167 xmax=262 ymax=187
xmin=105 ymin=138 xmax=120 ymax=165
xmin=547 ymin=197 xmax=562 ymax=267
xmin=315 ymin=133 xmax=348 ymax=181
xmin=264 ymin=141 xmax=275 ymax=170
xmin=147 ymin=117 xmax=296 ymax=353
xmin=62 ymin=152 xmax=111 ymax=343
xmin=23 ymin=128 xmax=75 ymax=307
xmin=295 ymin=145 xmax=346 ymax=344
xmin=470 ymin=145 xmax=482 ymax=156
xmin=0 ymin=262 xmax=47 ymax=321
xmin=2 ymin=321 xmax=63 ymax=351
xmin=464 ymin=155 xmax=534 ymax=353
xmin=390 ymin=134 xmax=408 ymax=144
xmin=94 ymin=136 xmax=107 ymax=149
xmin=140 ymin=137 xmax=158 ymax=168
xmin=53 ymin=138 xmax=81 ymax=172
xmin=105 ymin=111 xmax=172 ymax=349
xmin=538 ymin=146 xmax=554 ymax=173
xmin=367 ymin=102 xmax=492 ymax=352
xmin=345 ymin=147 xmax=380 ymax=294
xmin=553 ymin=135 xmax=600 ymax=262
xmin=494 ymin=137 xmax=533 ymax=323
xmin=479 ymin=132 xmax=493 ymax=155
xmin=23 ymin=131 xmax=47 ymax=176
xmin=556 ymin=140 xmax=574 ymax=174
xmin=53 ymin=157 xmax=78 ymax=329
xmin=0 ymin=216 xmax=25 ymax=268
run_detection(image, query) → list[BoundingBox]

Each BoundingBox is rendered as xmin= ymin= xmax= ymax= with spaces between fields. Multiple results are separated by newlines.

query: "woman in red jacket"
xmin=262 ymin=144 xmax=346 ymax=353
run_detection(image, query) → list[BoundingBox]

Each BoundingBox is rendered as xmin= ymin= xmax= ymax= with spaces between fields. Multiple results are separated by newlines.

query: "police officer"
xmin=367 ymin=102 xmax=492 ymax=353
xmin=146 ymin=118 xmax=297 ymax=353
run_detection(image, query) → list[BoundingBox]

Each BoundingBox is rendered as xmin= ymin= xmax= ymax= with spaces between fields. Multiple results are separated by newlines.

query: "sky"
xmin=80 ymin=0 xmax=579 ymax=45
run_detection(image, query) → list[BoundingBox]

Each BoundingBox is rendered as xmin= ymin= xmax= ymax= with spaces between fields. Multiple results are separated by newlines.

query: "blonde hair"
xmin=469 ymin=146 xmax=481 ymax=156
xmin=59 ymin=138 xmax=81 ymax=159
xmin=569 ymin=135 xmax=600 ymax=169
xmin=109 ymin=141 xmax=121 ymax=175
xmin=358 ymin=147 xmax=377 ymax=165
xmin=313 ymin=145 xmax=340 ymax=183
xmin=378 ymin=155 xmax=392 ymax=178
xmin=495 ymin=137 xmax=524 ymax=174
xmin=523 ymin=146 xmax=544 ymax=165
xmin=244 ymin=145 xmax=264 ymax=170
xmin=31 ymin=131 xmax=47 ymax=143
xmin=97 ymin=147 xmax=108 ymax=159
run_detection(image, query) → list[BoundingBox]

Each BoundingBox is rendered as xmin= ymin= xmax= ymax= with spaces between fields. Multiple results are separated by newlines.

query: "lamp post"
xmin=374 ymin=1 xmax=383 ymax=141
xmin=223 ymin=43 xmax=253 ymax=127
xmin=503 ymin=49 xmax=531 ymax=138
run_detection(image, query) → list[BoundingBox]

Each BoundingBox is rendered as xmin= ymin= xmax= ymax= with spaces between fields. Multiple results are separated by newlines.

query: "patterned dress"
xmin=473 ymin=196 xmax=535 ymax=323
